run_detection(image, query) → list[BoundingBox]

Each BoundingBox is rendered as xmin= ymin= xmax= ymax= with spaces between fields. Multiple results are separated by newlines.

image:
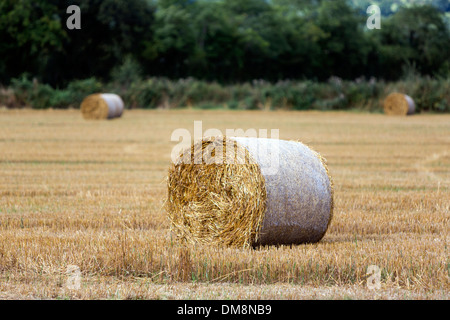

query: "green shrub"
xmin=10 ymin=75 xmax=34 ymax=106
xmin=10 ymin=76 xmax=53 ymax=109
xmin=126 ymin=78 xmax=171 ymax=108
xmin=9 ymin=76 xmax=104 ymax=109
xmin=49 ymin=90 xmax=73 ymax=109
xmin=31 ymin=83 xmax=54 ymax=109
xmin=66 ymin=78 xmax=103 ymax=107
xmin=5 ymin=75 xmax=450 ymax=112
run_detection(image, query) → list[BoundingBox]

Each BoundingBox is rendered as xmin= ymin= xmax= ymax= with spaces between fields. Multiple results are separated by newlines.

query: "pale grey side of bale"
xmin=100 ymin=93 xmax=124 ymax=119
xmin=231 ymin=137 xmax=333 ymax=245
xmin=404 ymin=95 xmax=415 ymax=115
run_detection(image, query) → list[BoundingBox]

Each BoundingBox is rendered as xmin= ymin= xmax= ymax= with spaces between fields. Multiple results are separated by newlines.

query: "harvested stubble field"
xmin=0 ymin=108 xmax=448 ymax=300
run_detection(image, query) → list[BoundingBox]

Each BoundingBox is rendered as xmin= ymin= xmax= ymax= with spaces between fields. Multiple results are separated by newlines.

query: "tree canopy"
xmin=0 ymin=0 xmax=448 ymax=86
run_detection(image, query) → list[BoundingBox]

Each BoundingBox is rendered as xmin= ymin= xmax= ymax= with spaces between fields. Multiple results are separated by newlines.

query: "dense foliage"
xmin=0 ymin=0 xmax=449 ymax=86
xmin=2 ymin=75 xmax=448 ymax=113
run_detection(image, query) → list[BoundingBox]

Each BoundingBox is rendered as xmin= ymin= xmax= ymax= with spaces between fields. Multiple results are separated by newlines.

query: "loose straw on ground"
xmin=81 ymin=93 xmax=124 ymax=120
xmin=167 ymin=136 xmax=334 ymax=248
xmin=383 ymin=93 xmax=415 ymax=116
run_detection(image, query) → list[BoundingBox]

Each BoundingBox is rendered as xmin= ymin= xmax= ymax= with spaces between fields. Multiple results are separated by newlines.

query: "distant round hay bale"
xmin=383 ymin=93 xmax=415 ymax=116
xmin=81 ymin=93 xmax=124 ymax=120
xmin=167 ymin=136 xmax=334 ymax=247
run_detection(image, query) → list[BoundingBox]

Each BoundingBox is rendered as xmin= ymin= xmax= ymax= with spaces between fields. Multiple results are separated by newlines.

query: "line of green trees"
xmin=1 ymin=0 xmax=449 ymax=87
xmin=4 ymin=73 xmax=449 ymax=112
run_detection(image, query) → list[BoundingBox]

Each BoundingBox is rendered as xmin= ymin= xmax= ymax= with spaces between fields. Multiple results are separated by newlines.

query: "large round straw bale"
xmin=167 ymin=136 xmax=334 ymax=247
xmin=81 ymin=93 xmax=124 ymax=120
xmin=383 ymin=93 xmax=415 ymax=115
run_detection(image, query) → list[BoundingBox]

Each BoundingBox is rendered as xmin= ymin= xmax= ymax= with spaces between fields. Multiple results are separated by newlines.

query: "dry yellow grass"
xmin=0 ymin=108 xmax=448 ymax=300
